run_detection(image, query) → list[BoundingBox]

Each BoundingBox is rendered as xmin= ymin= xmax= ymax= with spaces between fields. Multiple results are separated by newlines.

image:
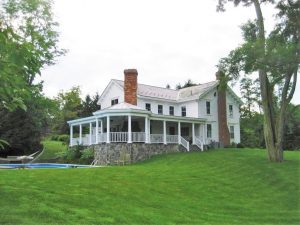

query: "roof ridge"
xmin=113 ymin=79 xmax=218 ymax=91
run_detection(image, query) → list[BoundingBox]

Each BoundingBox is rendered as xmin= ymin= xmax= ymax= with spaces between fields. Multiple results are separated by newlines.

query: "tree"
xmin=0 ymin=90 xmax=54 ymax=155
xmin=80 ymin=93 xmax=101 ymax=117
xmin=0 ymin=0 xmax=64 ymax=152
xmin=52 ymin=87 xmax=82 ymax=134
xmin=283 ymin=104 xmax=300 ymax=150
xmin=239 ymin=77 xmax=261 ymax=117
xmin=176 ymin=79 xmax=198 ymax=90
xmin=217 ymin=0 xmax=299 ymax=162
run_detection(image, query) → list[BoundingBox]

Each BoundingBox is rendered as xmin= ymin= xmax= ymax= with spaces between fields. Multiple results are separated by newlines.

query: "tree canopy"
xmin=217 ymin=0 xmax=299 ymax=162
xmin=0 ymin=0 xmax=64 ymax=153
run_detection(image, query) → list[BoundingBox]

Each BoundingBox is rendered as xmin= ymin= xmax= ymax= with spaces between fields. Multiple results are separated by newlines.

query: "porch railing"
xmin=194 ymin=136 xmax=204 ymax=151
xmin=150 ymin=134 xmax=164 ymax=143
xmin=99 ymin=133 xmax=107 ymax=143
xmin=70 ymin=133 xmax=195 ymax=151
xmin=110 ymin=132 xmax=128 ymax=142
xmin=180 ymin=136 xmax=190 ymax=152
xmin=166 ymin=135 xmax=178 ymax=143
xmin=132 ymin=132 xmax=145 ymax=142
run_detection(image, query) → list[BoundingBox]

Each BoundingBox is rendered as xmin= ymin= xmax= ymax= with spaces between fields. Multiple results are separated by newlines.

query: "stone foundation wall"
xmin=91 ymin=143 xmax=186 ymax=165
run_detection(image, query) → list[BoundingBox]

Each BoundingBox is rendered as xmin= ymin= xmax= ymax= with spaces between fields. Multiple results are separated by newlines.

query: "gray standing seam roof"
xmin=113 ymin=79 xmax=219 ymax=101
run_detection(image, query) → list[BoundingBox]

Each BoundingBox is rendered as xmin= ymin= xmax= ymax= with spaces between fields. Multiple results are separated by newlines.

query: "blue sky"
xmin=40 ymin=0 xmax=299 ymax=104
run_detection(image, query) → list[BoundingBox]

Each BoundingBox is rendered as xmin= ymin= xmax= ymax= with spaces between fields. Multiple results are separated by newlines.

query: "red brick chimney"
xmin=216 ymin=71 xmax=230 ymax=147
xmin=124 ymin=69 xmax=138 ymax=105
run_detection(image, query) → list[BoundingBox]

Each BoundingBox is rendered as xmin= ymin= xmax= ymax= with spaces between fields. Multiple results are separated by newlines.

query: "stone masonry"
xmin=91 ymin=143 xmax=186 ymax=166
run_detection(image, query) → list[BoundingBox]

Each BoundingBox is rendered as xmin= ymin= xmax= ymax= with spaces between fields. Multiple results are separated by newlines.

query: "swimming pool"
xmin=0 ymin=163 xmax=92 ymax=169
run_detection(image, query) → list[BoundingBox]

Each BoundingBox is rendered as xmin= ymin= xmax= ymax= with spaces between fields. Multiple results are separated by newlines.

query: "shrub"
xmin=237 ymin=143 xmax=244 ymax=148
xmin=57 ymin=134 xmax=69 ymax=143
xmin=60 ymin=145 xmax=84 ymax=163
xmin=50 ymin=135 xmax=59 ymax=141
xmin=80 ymin=148 xmax=94 ymax=164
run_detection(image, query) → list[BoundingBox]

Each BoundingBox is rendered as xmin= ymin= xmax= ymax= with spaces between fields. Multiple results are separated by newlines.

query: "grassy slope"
xmin=39 ymin=140 xmax=67 ymax=160
xmin=0 ymin=149 xmax=299 ymax=225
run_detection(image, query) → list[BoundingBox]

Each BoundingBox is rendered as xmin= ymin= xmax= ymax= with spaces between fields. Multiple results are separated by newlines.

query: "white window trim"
xmin=206 ymin=101 xmax=211 ymax=115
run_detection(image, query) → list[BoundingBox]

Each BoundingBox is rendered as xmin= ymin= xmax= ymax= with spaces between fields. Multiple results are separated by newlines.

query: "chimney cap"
xmin=124 ymin=69 xmax=138 ymax=75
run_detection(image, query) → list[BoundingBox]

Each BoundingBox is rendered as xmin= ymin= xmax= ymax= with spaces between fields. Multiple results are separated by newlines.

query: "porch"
xmin=68 ymin=103 xmax=207 ymax=151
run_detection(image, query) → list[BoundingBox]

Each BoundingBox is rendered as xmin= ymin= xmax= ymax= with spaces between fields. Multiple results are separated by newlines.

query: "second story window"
xmin=229 ymin=105 xmax=233 ymax=118
xmin=206 ymin=101 xmax=211 ymax=115
xmin=111 ymin=98 xmax=118 ymax=106
xmin=181 ymin=106 xmax=186 ymax=117
xmin=158 ymin=105 xmax=163 ymax=114
xmin=145 ymin=103 xmax=151 ymax=111
xmin=169 ymin=106 xmax=174 ymax=116
xmin=207 ymin=124 xmax=212 ymax=138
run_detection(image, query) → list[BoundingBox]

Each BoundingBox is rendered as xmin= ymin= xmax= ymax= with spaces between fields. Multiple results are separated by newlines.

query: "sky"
xmin=41 ymin=0 xmax=299 ymax=104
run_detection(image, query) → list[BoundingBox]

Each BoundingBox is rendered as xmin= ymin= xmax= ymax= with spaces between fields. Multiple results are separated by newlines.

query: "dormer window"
xmin=111 ymin=98 xmax=118 ymax=106
xmin=229 ymin=105 xmax=233 ymax=118
xmin=158 ymin=105 xmax=163 ymax=114
xmin=181 ymin=106 xmax=186 ymax=117
xmin=145 ymin=103 xmax=151 ymax=111
xmin=206 ymin=101 xmax=211 ymax=115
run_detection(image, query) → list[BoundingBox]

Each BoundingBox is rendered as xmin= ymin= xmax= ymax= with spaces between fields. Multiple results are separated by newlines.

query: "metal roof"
xmin=113 ymin=79 xmax=219 ymax=102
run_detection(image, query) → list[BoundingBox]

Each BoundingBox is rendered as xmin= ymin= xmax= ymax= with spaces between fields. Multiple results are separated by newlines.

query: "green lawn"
xmin=39 ymin=140 xmax=68 ymax=160
xmin=0 ymin=149 xmax=299 ymax=225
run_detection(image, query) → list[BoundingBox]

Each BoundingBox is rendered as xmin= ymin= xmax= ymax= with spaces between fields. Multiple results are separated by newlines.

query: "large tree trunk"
xmin=253 ymin=0 xmax=283 ymax=162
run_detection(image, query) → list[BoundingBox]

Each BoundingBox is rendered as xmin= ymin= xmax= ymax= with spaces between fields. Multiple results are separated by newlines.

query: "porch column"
xmin=95 ymin=118 xmax=99 ymax=144
xmin=70 ymin=125 xmax=73 ymax=146
xmin=192 ymin=123 xmax=195 ymax=145
xmin=178 ymin=121 xmax=181 ymax=144
xmin=100 ymin=120 xmax=103 ymax=133
xmin=79 ymin=124 xmax=82 ymax=144
xmin=202 ymin=123 xmax=205 ymax=144
xmin=163 ymin=120 xmax=167 ymax=144
xmin=128 ymin=115 xmax=132 ymax=143
xmin=107 ymin=116 xmax=110 ymax=143
xmin=89 ymin=122 xmax=92 ymax=145
xmin=145 ymin=117 xmax=149 ymax=143
xmin=148 ymin=119 xmax=151 ymax=143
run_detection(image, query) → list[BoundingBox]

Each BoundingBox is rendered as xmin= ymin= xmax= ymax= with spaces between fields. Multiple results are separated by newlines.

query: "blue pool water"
xmin=0 ymin=163 xmax=91 ymax=169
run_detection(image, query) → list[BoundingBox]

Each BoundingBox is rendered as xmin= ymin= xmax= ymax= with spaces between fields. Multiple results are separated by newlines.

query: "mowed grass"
xmin=0 ymin=149 xmax=299 ymax=225
xmin=39 ymin=140 xmax=68 ymax=160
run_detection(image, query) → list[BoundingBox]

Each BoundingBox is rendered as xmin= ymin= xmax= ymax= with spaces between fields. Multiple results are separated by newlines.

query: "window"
xmin=181 ymin=106 xmax=186 ymax=117
xmin=229 ymin=105 xmax=233 ymax=118
xmin=207 ymin=124 xmax=212 ymax=138
xmin=169 ymin=106 xmax=174 ymax=115
xmin=145 ymin=103 xmax=151 ymax=111
xmin=111 ymin=98 xmax=118 ymax=106
xmin=206 ymin=101 xmax=211 ymax=115
xmin=158 ymin=105 xmax=163 ymax=114
xmin=230 ymin=125 xmax=235 ymax=139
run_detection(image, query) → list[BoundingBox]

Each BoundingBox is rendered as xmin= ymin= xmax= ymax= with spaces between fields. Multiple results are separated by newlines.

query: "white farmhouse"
xmin=68 ymin=69 xmax=241 ymax=151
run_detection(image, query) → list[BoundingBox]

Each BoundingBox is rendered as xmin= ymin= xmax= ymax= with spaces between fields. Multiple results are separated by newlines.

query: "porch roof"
xmin=67 ymin=115 xmax=96 ymax=125
xmin=93 ymin=102 xmax=151 ymax=116
xmin=150 ymin=114 xmax=206 ymax=123
xmin=67 ymin=103 xmax=206 ymax=126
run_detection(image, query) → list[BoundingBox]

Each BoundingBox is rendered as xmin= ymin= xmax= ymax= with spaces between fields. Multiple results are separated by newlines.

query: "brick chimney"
xmin=216 ymin=70 xmax=230 ymax=147
xmin=124 ymin=69 xmax=138 ymax=105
